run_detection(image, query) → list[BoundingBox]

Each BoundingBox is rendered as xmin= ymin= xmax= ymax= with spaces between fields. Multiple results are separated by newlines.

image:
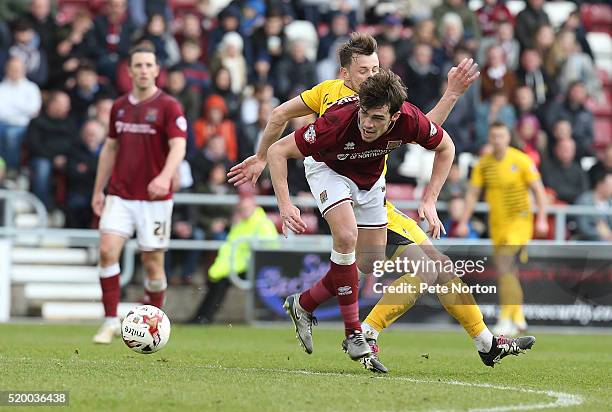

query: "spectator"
xmin=319 ymin=12 xmax=351 ymax=61
xmin=209 ymin=32 xmax=248 ymax=96
xmin=48 ymin=8 xmax=92 ymax=89
xmin=69 ymin=61 xmax=115 ymax=128
xmin=210 ymin=66 xmax=241 ymax=121
xmin=589 ymin=145 xmax=612 ymax=188
xmin=250 ymin=8 xmax=287 ymax=71
xmin=433 ymin=0 xmax=481 ymax=41
xmin=165 ymin=67 xmax=201 ymax=124
xmin=574 ymin=171 xmax=612 ymax=241
xmin=516 ymin=114 xmax=544 ymax=168
xmin=554 ymin=30 xmax=601 ymax=98
xmin=239 ymin=101 xmax=272 ymax=161
xmin=476 ymin=0 xmax=514 ymax=38
xmin=25 ymin=90 xmax=78 ymax=210
xmin=86 ymin=0 xmax=137 ymax=83
xmin=443 ymin=196 xmax=480 ymax=238
xmin=410 ymin=19 xmax=445 ymax=69
xmin=541 ymin=138 xmax=589 ymax=204
xmin=515 ymin=0 xmax=550 ymax=49
xmin=438 ymin=13 xmax=466 ymax=66
xmin=545 ymin=81 xmax=594 ymax=157
xmin=532 ymin=23 xmax=555 ymax=64
xmin=0 ymin=57 xmax=42 ymax=175
xmin=23 ymin=0 xmax=57 ymax=56
xmin=134 ymin=13 xmax=180 ymax=68
xmin=65 ymin=119 xmax=105 ymax=228
xmin=174 ymin=40 xmax=210 ymax=93
xmin=402 ymin=43 xmax=442 ymax=113
xmin=190 ymin=135 xmax=233 ymax=190
xmin=375 ymin=14 xmax=410 ymax=63
xmin=1 ymin=19 xmax=48 ymax=87
xmin=174 ymin=12 xmax=209 ymax=65
xmin=475 ymin=92 xmax=516 ymax=150
xmin=516 ymin=48 xmax=557 ymax=108
xmin=439 ymin=162 xmax=468 ymax=202
xmin=478 ymin=21 xmax=519 ymax=71
xmin=193 ymin=95 xmax=238 ymax=161
xmin=208 ymin=4 xmax=250 ymax=62
xmin=560 ymin=10 xmax=593 ymax=60
xmin=440 ymin=47 xmax=478 ymax=154
xmin=513 ymin=85 xmax=545 ymax=123
xmin=89 ymin=96 xmax=114 ymax=133
xmin=189 ymin=195 xmax=277 ymax=324
xmin=240 ymin=82 xmax=278 ymax=126
xmin=377 ymin=42 xmax=397 ymax=71
xmin=273 ymin=40 xmax=318 ymax=102
xmin=480 ymin=44 xmax=518 ymax=101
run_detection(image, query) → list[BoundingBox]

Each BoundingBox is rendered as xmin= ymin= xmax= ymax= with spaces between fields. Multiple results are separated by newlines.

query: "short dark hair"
xmin=358 ymin=68 xmax=407 ymax=114
xmin=489 ymin=120 xmax=511 ymax=132
xmin=591 ymin=169 xmax=611 ymax=189
xmin=128 ymin=44 xmax=157 ymax=65
xmin=338 ymin=32 xmax=377 ymax=69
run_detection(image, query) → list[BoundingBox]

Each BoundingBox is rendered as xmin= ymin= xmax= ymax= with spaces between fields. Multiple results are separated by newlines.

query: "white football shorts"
xmin=99 ymin=195 xmax=174 ymax=250
xmin=304 ymin=157 xmax=387 ymax=229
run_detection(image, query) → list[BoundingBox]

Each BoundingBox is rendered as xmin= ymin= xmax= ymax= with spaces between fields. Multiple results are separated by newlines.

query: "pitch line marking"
xmin=201 ymin=364 xmax=583 ymax=412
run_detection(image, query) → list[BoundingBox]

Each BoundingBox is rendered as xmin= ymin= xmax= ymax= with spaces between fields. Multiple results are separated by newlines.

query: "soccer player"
xmin=90 ymin=45 xmax=187 ymax=344
xmin=266 ymin=69 xmax=455 ymax=366
xmin=457 ymin=121 xmax=549 ymax=336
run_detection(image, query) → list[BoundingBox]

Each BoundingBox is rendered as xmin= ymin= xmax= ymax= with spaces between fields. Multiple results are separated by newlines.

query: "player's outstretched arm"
xmin=419 ymin=131 xmax=455 ymax=239
xmin=267 ymin=133 xmax=307 ymax=237
xmin=91 ymin=138 xmax=119 ymax=216
xmin=426 ymin=58 xmax=480 ymax=125
xmin=148 ymin=137 xmax=186 ymax=199
xmin=228 ymin=96 xmax=314 ymax=188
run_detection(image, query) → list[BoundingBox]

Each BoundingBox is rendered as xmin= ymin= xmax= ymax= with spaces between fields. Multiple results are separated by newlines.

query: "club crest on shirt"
xmin=304 ymin=124 xmax=316 ymax=144
xmin=145 ymin=108 xmax=158 ymax=122
xmin=511 ymin=164 xmax=518 ymax=172
xmin=344 ymin=142 xmax=355 ymax=150
xmin=320 ymin=190 xmax=328 ymax=204
xmin=117 ymin=109 xmax=125 ymax=118
xmin=386 ymin=140 xmax=402 ymax=150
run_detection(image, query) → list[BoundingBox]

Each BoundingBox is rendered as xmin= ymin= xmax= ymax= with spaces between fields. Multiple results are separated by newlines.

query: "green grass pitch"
xmin=1 ymin=323 xmax=610 ymax=411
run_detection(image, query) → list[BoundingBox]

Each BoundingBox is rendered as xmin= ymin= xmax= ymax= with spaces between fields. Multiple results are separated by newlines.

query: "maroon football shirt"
xmin=294 ymin=96 xmax=444 ymax=190
xmin=107 ymin=90 xmax=187 ymax=200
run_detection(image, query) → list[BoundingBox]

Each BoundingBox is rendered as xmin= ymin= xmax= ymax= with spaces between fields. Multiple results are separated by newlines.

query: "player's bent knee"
xmin=332 ymin=229 xmax=358 ymax=253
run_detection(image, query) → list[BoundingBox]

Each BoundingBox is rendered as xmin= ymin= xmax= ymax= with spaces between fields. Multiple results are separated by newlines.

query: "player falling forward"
xmin=457 ymin=121 xmax=549 ymax=336
xmin=91 ymin=45 xmax=187 ymax=344
xmin=230 ymin=33 xmax=535 ymax=371
xmin=266 ymin=69 xmax=455 ymax=367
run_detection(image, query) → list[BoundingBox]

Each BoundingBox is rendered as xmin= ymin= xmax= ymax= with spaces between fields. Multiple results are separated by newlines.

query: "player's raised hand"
xmin=91 ymin=191 xmax=105 ymax=217
xmin=279 ymin=203 xmax=307 ymax=237
xmin=227 ymin=155 xmax=267 ymax=187
xmin=446 ymin=58 xmax=480 ymax=96
xmin=418 ymin=199 xmax=446 ymax=240
xmin=147 ymin=175 xmax=171 ymax=199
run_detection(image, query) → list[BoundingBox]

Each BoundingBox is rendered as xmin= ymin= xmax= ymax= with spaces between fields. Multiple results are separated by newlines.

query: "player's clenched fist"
xmin=147 ymin=175 xmax=171 ymax=199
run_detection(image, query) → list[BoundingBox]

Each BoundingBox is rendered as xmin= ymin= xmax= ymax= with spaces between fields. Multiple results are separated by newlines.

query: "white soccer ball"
xmin=121 ymin=305 xmax=171 ymax=354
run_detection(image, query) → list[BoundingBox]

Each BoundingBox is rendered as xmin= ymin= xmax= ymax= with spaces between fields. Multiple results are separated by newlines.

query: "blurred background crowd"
xmin=0 ymin=0 xmax=610 ymax=261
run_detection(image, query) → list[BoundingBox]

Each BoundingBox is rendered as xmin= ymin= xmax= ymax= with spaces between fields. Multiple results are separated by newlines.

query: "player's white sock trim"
xmin=144 ymin=277 xmax=167 ymax=292
xmin=330 ymin=249 xmax=356 ymax=265
xmin=361 ymin=322 xmax=379 ymax=341
xmin=99 ymin=263 xmax=120 ymax=278
xmin=104 ymin=316 xmax=120 ymax=326
xmin=473 ymin=327 xmax=494 ymax=352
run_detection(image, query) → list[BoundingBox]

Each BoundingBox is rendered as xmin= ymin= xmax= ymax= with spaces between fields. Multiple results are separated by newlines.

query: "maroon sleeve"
xmin=294 ymin=115 xmax=340 ymax=157
xmin=164 ymin=98 xmax=188 ymax=140
xmin=400 ymin=103 xmax=444 ymax=150
xmin=108 ymin=102 xmax=118 ymax=139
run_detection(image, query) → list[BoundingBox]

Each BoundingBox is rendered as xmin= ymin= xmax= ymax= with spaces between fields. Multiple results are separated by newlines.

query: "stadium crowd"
xmin=0 ymin=0 xmax=610 ymax=251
